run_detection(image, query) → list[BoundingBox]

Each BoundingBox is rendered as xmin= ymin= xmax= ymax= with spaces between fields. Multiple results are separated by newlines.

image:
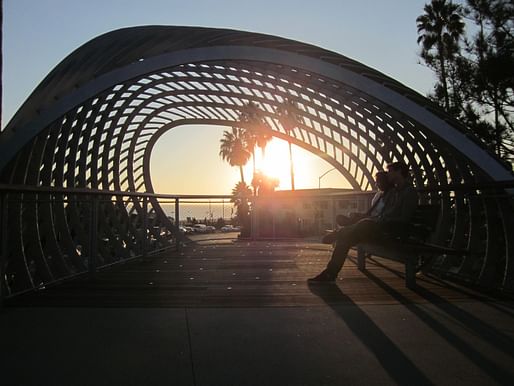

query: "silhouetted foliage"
xmin=237 ymin=101 xmax=273 ymax=177
xmin=231 ymin=181 xmax=252 ymax=228
xmin=417 ymin=0 xmax=465 ymax=110
xmin=219 ymin=126 xmax=252 ymax=183
xmin=417 ymin=0 xmax=513 ymax=166
xmin=275 ymin=98 xmax=303 ymax=190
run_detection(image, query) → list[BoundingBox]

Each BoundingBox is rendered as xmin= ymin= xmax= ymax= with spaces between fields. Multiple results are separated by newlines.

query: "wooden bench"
xmin=356 ymin=205 xmax=466 ymax=288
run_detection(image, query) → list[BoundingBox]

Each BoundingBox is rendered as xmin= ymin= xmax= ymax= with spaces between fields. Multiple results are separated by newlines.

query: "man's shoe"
xmin=321 ymin=231 xmax=338 ymax=244
xmin=308 ymin=271 xmax=336 ymax=283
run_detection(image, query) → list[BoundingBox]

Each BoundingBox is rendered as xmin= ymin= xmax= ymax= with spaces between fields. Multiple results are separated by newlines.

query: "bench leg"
xmin=357 ymin=246 xmax=366 ymax=271
xmin=405 ymin=258 xmax=416 ymax=288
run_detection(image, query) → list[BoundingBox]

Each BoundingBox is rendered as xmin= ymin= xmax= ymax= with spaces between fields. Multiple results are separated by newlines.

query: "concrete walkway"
xmin=2 ymin=240 xmax=514 ymax=385
xmin=2 ymin=301 xmax=514 ymax=386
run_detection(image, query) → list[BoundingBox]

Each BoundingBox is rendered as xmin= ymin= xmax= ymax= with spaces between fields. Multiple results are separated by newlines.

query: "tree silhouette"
xmin=231 ymin=181 xmax=252 ymax=232
xmin=417 ymin=0 xmax=465 ymax=111
xmin=416 ymin=0 xmax=513 ymax=164
xmin=275 ymin=98 xmax=303 ymax=190
xmin=219 ymin=126 xmax=252 ymax=183
xmin=238 ymin=101 xmax=273 ymax=174
xmin=463 ymin=0 xmax=514 ymax=161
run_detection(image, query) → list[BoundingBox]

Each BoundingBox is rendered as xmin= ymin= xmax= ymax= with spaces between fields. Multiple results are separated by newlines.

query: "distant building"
xmin=251 ymin=188 xmax=375 ymax=238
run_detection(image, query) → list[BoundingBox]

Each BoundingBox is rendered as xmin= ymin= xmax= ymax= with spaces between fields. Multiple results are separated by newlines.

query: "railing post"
xmin=0 ymin=193 xmax=7 ymax=308
xmin=357 ymin=246 xmax=366 ymax=271
xmin=251 ymin=197 xmax=257 ymax=240
xmin=89 ymin=196 xmax=98 ymax=276
xmin=175 ymin=198 xmax=181 ymax=252
xmin=332 ymin=197 xmax=336 ymax=230
xmin=142 ymin=196 xmax=148 ymax=259
xmin=272 ymin=200 xmax=276 ymax=239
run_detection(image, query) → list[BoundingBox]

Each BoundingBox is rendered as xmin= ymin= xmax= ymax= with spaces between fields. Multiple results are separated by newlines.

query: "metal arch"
xmin=2 ymin=44 xmax=511 ymax=181
xmin=98 ymin=60 xmax=449 ymax=192
xmin=96 ymin=63 xmax=380 ymax=191
xmin=1 ymin=26 xmax=513 ymax=296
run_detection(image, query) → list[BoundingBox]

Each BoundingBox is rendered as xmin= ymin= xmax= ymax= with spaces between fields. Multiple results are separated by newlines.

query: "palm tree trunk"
xmin=252 ymin=149 xmax=256 ymax=175
xmin=494 ymin=89 xmax=501 ymax=158
xmin=251 ymin=149 xmax=257 ymax=196
xmin=438 ymin=44 xmax=450 ymax=111
xmin=288 ymin=140 xmax=295 ymax=190
xmin=239 ymin=166 xmax=245 ymax=184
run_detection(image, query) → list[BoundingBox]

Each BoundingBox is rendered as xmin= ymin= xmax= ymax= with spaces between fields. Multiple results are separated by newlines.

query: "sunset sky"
xmin=3 ymin=0 xmax=437 ymax=194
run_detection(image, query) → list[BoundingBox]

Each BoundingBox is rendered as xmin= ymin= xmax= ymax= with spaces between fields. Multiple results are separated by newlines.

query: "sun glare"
xmin=260 ymin=139 xmax=295 ymax=189
xmin=245 ymin=137 xmax=318 ymax=190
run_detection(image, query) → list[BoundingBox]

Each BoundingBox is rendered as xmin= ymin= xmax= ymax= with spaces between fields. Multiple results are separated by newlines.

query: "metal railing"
xmin=0 ymin=184 xmax=232 ymax=303
xmin=1 ymin=180 xmax=514 ymax=303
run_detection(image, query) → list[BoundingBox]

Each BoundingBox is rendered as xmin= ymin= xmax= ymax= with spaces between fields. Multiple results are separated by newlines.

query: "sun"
xmin=242 ymin=137 xmax=353 ymax=191
xmin=245 ymin=137 xmax=312 ymax=190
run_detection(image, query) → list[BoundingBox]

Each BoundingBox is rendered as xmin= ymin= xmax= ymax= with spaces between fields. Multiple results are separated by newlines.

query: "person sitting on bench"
xmin=309 ymin=161 xmax=418 ymax=283
xmin=323 ymin=170 xmax=393 ymax=242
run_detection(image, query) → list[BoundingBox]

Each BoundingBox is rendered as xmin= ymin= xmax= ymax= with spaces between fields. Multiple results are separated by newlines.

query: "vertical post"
xmin=89 ymin=196 xmax=98 ymax=275
xmin=357 ymin=246 xmax=366 ymax=271
xmin=175 ymin=198 xmax=181 ymax=252
xmin=142 ymin=196 xmax=148 ymax=259
xmin=272 ymin=200 xmax=276 ymax=240
xmin=332 ymin=197 xmax=336 ymax=230
xmin=288 ymin=140 xmax=295 ymax=191
xmin=405 ymin=256 xmax=416 ymax=289
xmin=251 ymin=197 xmax=258 ymax=240
xmin=0 ymin=193 xmax=7 ymax=307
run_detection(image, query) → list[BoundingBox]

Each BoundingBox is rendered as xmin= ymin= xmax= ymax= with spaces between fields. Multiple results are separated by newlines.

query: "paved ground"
xmin=2 ymin=238 xmax=514 ymax=385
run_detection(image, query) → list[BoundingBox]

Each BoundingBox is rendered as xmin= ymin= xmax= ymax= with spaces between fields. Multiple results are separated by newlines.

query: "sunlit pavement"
xmin=1 ymin=239 xmax=514 ymax=386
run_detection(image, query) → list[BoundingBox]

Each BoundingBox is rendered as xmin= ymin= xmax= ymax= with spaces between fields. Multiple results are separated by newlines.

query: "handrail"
xmin=0 ymin=183 xmax=233 ymax=199
xmin=0 ymin=185 xmax=237 ymax=304
xmin=1 ymin=180 xmax=514 ymax=197
xmin=416 ymin=180 xmax=514 ymax=192
xmin=1 ymin=180 xmax=514 ymax=302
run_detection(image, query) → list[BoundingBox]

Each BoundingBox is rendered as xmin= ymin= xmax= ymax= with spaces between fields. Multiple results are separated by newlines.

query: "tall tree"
xmin=417 ymin=0 xmax=465 ymax=111
xmin=417 ymin=0 xmax=513 ymax=165
xmin=463 ymin=0 xmax=514 ymax=161
xmin=238 ymin=101 xmax=273 ymax=174
xmin=275 ymin=98 xmax=302 ymax=191
xmin=219 ymin=127 xmax=251 ymax=183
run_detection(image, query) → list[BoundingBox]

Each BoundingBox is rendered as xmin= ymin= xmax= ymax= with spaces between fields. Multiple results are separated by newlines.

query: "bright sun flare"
xmin=244 ymin=138 xmax=311 ymax=190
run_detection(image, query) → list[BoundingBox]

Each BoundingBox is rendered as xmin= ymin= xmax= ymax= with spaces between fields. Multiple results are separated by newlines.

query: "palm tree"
xmin=417 ymin=0 xmax=465 ymax=111
xmin=231 ymin=181 xmax=252 ymax=234
xmin=219 ymin=127 xmax=251 ymax=183
xmin=231 ymin=181 xmax=252 ymax=211
xmin=238 ymin=102 xmax=273 ymax=173
xmin=275 ymin=98 xmax=302 ymax=191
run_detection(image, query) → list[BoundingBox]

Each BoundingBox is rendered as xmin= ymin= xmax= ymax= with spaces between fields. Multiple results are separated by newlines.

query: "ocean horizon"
xmin=160 ymin=203 xmax=235 ymax=222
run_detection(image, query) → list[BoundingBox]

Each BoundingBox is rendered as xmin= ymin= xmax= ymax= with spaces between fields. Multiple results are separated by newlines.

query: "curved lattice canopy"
xmin=1 ymin=26 xmax=513 ymax=295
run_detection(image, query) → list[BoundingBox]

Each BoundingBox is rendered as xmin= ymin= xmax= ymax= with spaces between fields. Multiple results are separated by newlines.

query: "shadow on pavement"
xmin=360 ymin=269 xmax=514 ymax=385
xmin=308 ymin=282 xmax=432 ymax=386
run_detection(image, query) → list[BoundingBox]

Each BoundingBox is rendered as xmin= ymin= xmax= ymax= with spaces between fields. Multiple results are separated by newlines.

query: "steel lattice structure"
xmin=1 ymin=26 xmax=513 ymax=296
